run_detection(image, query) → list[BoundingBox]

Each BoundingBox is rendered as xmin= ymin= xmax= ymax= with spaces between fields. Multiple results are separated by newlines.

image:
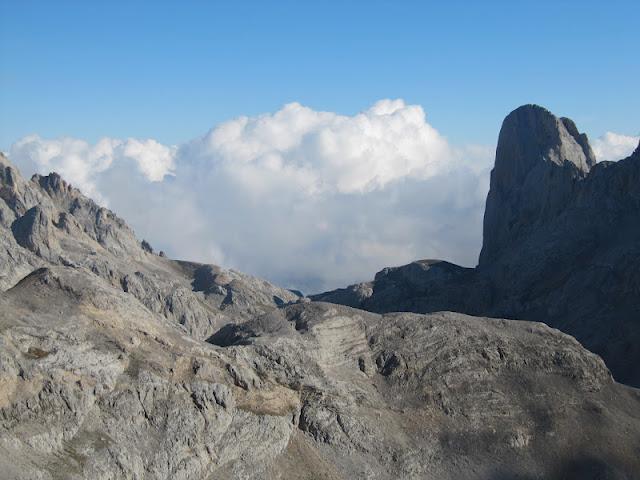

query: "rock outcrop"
xmin=11 ymin=205 xmax=59 ymax=260
xmin=314 ymin=105 xmax=640 ymax=387
xmin=479 ymin=104 xmax=596 ymax=266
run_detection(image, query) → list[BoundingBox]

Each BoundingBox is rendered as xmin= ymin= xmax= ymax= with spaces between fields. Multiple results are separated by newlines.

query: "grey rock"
xmin=1 ymin=268 xmax=638 ymax=479
xmin=11 ymin=205 xmax=59 ymax=260
xmin=480 ymin=104 xmax=596 ymax=266
xmin=141 ymin=239 xmax=154 ymax=254
xmin=315 ymin=260 xmax=491 ymax=315
xmin=210 ymin=302 xmax=639 ymax=479
xmin=0 ymin=266 xmax=295 ymax=480
xmin=32 ymin=171 xmax=143 ymax=257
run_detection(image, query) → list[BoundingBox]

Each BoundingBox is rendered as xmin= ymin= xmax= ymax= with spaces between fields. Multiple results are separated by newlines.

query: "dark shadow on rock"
xmin=487 ymin=454 xmax=633 ymax=480
xmin=553 ymin=455 xmax=630 ymax=480
xmin=206 ymin=323 xmax=248 ymax=347
xmin=191 ymin=264 xmax=219 ymax=293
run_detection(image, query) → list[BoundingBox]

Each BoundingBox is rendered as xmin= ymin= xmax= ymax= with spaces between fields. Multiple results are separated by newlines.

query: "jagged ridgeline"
xmin=1 ymin=106 xmax=639 ymax=479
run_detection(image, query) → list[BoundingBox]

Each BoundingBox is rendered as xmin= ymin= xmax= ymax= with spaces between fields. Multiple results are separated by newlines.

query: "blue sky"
xmin=1 ymin=1 xmax=639 ymax=292
xmin=1 ymin=0 xmax=638 ymax=150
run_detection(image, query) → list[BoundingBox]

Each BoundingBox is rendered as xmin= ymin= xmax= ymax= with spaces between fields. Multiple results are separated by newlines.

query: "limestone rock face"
xmin=315 ymin=105 xmax=640 ymax=387
xmin=32 ymin=171 xmax=147 ymax=257
xmin=11 ymin=205 xmax=59 ymax=260
xmin=480 ymin=104 xmax=596 ymax=266
xmin=313 ymin=260 xmax=491 ymax=315
xmin=0 ymin=266 xmax=297 ymax=480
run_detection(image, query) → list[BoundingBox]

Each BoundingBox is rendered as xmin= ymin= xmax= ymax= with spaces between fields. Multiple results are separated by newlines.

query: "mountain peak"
xmin=495 ymin=104 xmax=595 ymax=181
xmin=479 ymin=105 xmax=596 ymax=266
xmin=32 ymin=172 xmax=75 ymax=199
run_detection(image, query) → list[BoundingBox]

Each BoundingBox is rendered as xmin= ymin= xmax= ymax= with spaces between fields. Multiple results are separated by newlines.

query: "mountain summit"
xmin=480 ymin=104 xmax=596 ymax=265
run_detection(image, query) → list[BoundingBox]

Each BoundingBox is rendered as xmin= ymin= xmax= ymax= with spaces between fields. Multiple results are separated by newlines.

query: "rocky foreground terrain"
xmin=0 ymin=106 xmax=639 ymax=479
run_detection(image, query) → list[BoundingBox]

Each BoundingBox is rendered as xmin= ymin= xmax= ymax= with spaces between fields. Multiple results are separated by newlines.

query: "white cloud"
xmin=9 ymin=135 xmax=175 ymax=203
xmin=9 ymin=100 xmax=493 ymax=293
xmin=184 ymin=100 xmax=452 ymax=195
xmin=592 ymin=132 xmax=639 ymax=162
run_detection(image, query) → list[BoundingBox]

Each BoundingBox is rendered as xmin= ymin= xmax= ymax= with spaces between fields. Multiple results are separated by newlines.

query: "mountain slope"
xmin=1 ymin=266 xmax=639 ymax=479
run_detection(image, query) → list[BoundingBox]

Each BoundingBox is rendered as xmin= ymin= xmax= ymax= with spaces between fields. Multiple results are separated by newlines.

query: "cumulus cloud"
xmin=8 ymin=100 xmax=494 ymax=293
xmin=592 ymin=132 xmax=640 ymax=162
xmin=9 ymin=135 xmax=175 ymax=203
xmin=182 ymin=100 xmax=453 ymax=195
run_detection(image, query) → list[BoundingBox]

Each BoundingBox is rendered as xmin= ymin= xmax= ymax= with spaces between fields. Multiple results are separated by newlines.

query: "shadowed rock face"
xmin=11 ymin=205 xmax=59 ymax=260
xmin=0 ymin=109 xmax=639 ymax=479
xmin=480 ymin=104 xmax=596 ymax=266
xmin=314 ymin=105 xmax=640 ymax=387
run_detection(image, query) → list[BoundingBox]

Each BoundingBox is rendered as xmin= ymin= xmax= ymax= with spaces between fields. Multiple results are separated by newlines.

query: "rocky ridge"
xmin=0 ymin=153 xmax=299 ymax=340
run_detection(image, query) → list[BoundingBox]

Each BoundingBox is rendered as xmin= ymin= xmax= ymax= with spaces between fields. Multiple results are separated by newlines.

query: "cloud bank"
xmin=7 ymin=101 xmax=498 ymax=292
xmin=10 ymin=102 xmax=636 ymax=293
xmin=592 ymin=132 xmax=640 ymax=162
